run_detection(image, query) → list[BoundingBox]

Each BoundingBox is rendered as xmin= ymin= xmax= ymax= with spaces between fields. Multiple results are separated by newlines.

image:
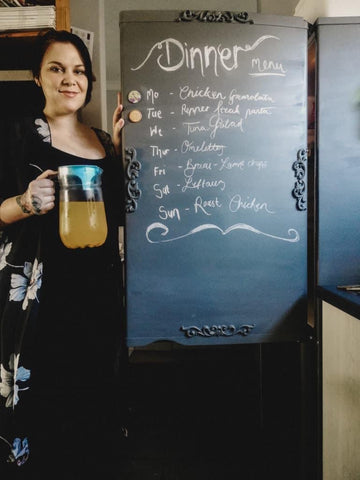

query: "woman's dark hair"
xmin=32 ymin=29 xmax=94 ymax=106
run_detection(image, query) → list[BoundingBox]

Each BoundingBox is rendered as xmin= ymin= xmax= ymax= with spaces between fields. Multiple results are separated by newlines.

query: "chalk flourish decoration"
xmin=146 ymin=222 xmax=300 ymax=244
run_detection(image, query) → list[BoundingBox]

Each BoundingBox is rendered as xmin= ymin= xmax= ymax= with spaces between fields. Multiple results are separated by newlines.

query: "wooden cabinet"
xmin=55 ymin=0 xmax=70 ymax=31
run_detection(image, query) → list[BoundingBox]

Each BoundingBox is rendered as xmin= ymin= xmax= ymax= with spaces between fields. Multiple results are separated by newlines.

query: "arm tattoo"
xmin=16 ymin=195 xmax=32 ymax=214
xmin=31 ymin=195 xmax=42 ymax=215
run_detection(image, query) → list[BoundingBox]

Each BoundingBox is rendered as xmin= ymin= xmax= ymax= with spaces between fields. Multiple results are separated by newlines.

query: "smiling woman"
xmin=0 ymin=30 xmax=127 ymax=477
xmin=35 ymin=43 xmax=88 ymax=115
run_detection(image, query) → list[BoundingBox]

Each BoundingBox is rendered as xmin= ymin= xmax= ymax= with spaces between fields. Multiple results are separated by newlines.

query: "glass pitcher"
xmin=58 ymin=165 xmax=108 ymax=249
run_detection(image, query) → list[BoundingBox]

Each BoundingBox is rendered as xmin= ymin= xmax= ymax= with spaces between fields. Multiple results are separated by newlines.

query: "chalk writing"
xmin=150 ymin=145 xmax=170 ymax=158
xmin=147 ymin=88 xmax=159 ymax=103
xmin=183 ymin=159 xmax=213 ymax=177
xmin=194 ymin=196 xmax=222 ymax=215
xmin=127 ymin=29 xmax=304 ymax=252
xmin=208 ymin=115 xmax=244 ymax=139
xmin=153 ymin=166 xmax=166 ymax=176
xmin=158 ymin=206 xmax=181 ymax=221
xmin=229 ymin=195 xmax=275 ymax=214
xmin=250 ymin=57 xmax=287 ymax=76
xmin=219 ymin=158 xmax=245 ymax=171
xmin=245 ymin=106 xmax=275 ymax=119
xmin=150 ymin=125 xmax=163 ymax=136
xmin=181 ymin=140 xmax=227 ymax=156
xmin=154 ymin=184 xmax=170 ymax=199
xmin=147 ymin=108 xmax=163 ymax=119
xmin=131 ymin=36 xmax=280 ymax=77
xmin=181 ymin=177 xmax=226 ymax=193
xmin=181 ymin=104 xmax=210 ymax=116
xmin=227 ymin=90 xmax=275 ymax=105
xmin=248 ymin=159 xmax=268 ymax=170
xmin=179 ymin=85 xmax=226 ymax=100
xmin=184 ymin=122 xmax=209 ymax=135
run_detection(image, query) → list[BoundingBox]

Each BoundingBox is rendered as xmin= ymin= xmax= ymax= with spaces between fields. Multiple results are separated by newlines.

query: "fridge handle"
xmin=176 ymin=10 xmax=254 ymax=24
xmin=292 ymin=148 xmax=307 ymax=211
xmin=125 ymin=147 xmax=142 ymax=213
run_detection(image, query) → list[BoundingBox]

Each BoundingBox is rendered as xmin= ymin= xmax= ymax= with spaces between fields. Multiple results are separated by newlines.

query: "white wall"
xmin=70 ymin=0 xmax=107 ymax=129
xmin=259 ymin=0 xmax=298 ymax=16
xmin=295 ymin=0 xmax=360 ymax=24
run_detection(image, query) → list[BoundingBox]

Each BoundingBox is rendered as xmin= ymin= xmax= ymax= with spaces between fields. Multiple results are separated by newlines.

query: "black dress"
xmin=0 ymin=115 xmax=127 ymax=478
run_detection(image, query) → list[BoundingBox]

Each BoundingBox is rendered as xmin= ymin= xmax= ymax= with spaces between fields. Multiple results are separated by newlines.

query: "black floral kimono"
xmin=0 ymin=115 xmax=126 ymax=475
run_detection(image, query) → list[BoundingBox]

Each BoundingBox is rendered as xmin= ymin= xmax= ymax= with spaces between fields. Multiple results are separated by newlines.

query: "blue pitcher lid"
xmin=58 ymin=165 xmax=103 ymax=186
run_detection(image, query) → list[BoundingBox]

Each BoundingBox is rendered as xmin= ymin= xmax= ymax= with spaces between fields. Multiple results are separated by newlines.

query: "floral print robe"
xmin=0 ymin=115 xmax=125 ymax=469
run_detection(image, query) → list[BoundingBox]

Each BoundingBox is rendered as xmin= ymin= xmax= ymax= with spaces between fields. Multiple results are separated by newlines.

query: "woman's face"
xmin=35 ymin=41 xmax=88 ymax=115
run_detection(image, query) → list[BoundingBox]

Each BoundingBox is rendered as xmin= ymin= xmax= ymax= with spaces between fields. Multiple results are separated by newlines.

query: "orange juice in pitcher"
xmin=58 ymin=165 xmax=108 ymax=249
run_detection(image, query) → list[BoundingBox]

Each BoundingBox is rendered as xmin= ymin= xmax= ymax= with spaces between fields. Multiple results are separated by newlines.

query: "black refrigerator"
xmin=312 ymin=17 xmax=360 ymax=287
xmin=120 ymin=11 xmax=309 ymax=347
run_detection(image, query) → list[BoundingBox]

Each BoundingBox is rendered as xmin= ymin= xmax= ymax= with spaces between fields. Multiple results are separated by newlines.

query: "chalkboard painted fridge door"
xmin=120 ymin=11 xmax=308 ymax=346
xmin=315 ymin=17 xmax=360 ymax=287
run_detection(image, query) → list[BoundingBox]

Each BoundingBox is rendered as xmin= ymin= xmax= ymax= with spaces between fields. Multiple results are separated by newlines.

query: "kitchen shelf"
xmin=0 ymin=0 xmax=69 ymax=38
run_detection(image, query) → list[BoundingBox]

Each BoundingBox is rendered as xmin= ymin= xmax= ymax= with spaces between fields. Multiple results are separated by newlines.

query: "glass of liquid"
xmin=58 ymin=165 xmax=108 ymax=248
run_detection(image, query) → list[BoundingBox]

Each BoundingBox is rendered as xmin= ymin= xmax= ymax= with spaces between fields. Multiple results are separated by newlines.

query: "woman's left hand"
xmin=112 ymin=91 xmax=125 ymax=156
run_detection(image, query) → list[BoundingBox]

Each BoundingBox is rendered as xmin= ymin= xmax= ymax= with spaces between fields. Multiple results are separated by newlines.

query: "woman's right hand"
xmin=21 ymin=169 xmax=57 ymax=216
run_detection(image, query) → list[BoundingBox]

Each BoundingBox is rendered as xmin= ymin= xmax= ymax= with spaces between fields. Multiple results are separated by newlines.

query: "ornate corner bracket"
xmin=292 ymin=148 xmax=307 ymax=211
xmin=125 ymin=147 xmax=142 ymax=213
xmin=180 ymin=323 xmax=255 ymax=339
xmin=177 ymin=10 xmax=254 ymax=24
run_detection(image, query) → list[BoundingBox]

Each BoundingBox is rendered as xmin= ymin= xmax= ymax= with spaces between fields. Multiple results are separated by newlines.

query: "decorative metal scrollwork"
xmin=125 ymin=147 xmax=141 ymax=213
xmin=180 ymin=323 xmax=255 ymax=339
xmin=292 ymin=148 xmax=307 ymax=211
xmin=177 ymin=10 xmax=253 ymax=24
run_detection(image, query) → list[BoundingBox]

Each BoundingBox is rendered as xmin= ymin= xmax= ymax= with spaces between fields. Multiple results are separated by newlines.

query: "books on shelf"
xmin=0 ymin=2 xmax=54 ymax=6
xmin=0 ymin=3 xmax=56 ymax=32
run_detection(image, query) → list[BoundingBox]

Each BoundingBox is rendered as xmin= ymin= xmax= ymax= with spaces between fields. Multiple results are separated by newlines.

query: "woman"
xmin=0 ymin=30 xmax=126 ymax=477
